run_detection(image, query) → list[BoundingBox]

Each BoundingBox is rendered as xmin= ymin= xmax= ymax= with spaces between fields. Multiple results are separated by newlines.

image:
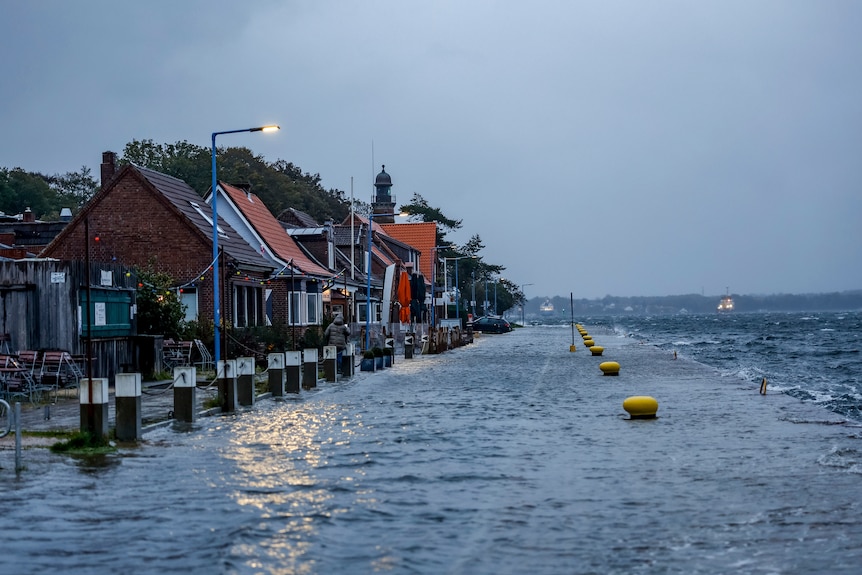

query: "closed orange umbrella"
xmin=397 ymin=270 xmax=412 ymax=323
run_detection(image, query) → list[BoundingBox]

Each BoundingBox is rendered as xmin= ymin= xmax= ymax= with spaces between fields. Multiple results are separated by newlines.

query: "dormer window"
xmin=190 ymin=201 xmax=228 ymax=239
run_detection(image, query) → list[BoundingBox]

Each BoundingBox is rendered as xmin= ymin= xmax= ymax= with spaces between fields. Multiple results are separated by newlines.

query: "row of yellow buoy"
xmin=573 ymin=322 xmax=658 ymax=419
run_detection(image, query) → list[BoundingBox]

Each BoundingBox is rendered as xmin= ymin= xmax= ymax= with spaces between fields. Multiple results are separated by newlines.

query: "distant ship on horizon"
xmin=717 ymin=288 xmax=734 ymax=312
xmin=539 ymin=298 xmax=555 ymax=314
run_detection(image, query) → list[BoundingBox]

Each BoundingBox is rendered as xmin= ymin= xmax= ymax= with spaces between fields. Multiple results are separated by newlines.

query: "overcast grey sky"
xmin=2 ymin=1 xmax=861 ymax=299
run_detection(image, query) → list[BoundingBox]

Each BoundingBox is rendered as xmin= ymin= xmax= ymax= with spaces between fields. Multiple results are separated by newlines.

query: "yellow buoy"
xmin=623 ymin=396 xmax=658 ymax=419
xmin=599 ymin=361 xmax=620 ymax=376
xmin=583 ymin=339 xmax=595 ymax=347
xmin=581 ymin=333 xmax=591 ymax=339
xmin=589 ymin=345 xmax=604 ymax=356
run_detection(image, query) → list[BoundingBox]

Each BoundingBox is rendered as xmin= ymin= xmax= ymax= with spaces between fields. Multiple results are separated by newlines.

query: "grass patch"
xmin=50 ymin=431 xmax=116 ymax=455
xmin=202 ymin=395 xmax=221 ymax=410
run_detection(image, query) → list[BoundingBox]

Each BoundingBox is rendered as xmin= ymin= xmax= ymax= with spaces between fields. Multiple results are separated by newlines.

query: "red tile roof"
xmin=219 ymin=182 xmax=331 ymax=277
xmin=380 ymin=222 xmax=438 ymax=279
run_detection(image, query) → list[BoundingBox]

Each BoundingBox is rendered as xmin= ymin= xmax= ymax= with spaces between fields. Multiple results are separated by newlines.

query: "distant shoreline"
xmin=524 ymin=290 xmax=862 ymax=316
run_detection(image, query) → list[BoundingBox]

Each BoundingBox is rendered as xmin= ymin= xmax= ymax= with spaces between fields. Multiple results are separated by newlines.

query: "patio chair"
xmin=39 ymin=351 xmax=81 ymax=397
xmin=194 ymin=339 xmax=214 ymax=372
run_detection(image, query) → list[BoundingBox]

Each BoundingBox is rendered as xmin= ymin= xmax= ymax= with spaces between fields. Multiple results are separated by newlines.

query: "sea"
xmin=1 ymin=310 xmax=860 ymax=574
xmin=605 ymin=310 xmax=862 ymax=423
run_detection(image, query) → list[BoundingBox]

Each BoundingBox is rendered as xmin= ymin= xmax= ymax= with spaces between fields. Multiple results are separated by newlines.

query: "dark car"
xmin=469 ymin=316 xmax=512 ymax=334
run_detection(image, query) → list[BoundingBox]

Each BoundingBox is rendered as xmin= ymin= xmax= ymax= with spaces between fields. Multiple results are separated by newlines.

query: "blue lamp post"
xmin=364 ymin=212 xmax=391 ymax=351
xmin=443 ymin=256 xmax=475 ymax=324
xmin=211 ymin=124 xmax=279 ymax=364
xmin=364 ymin=210 xmax=413 ymax=349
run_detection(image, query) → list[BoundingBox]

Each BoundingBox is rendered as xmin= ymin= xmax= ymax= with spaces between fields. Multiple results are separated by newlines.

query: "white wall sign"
xmin=94 ymin=302 xmax=107 ymax=326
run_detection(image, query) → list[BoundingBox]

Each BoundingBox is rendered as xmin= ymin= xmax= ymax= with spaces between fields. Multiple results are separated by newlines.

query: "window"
xmin=234 ymin=284 xmax=264 ymax=327
xmin=289 ymin=290 xmax=302 ymax=326
xmin=356 ymin=301 xmax=381 ymax=324
xmin=306 ymin=292 xmax=321 ymax=325
xmin=180 ymin=289 xmax=198 ymax=322
xmin=190 ymin=201 xmax=227 ymax=238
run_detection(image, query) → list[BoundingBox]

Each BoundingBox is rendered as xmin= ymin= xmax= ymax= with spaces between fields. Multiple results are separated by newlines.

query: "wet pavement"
xmin=3 ymin=327 xmax=862 ymax=574
xmin=2 ymin=377 xmax=244 ymax=446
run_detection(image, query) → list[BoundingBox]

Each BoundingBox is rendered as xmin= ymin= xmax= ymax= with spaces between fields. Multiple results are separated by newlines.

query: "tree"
xmin=136 ymin=267 xmax=187 ymax=339
xmin=43 ymin=166 xmax=99 ymax=211
xmin=0 ymin=168 xmax=58 ymax=219
xmin=0 ymin=166 xmax=98 ymax=220
xmin=399 ymin=192 xmax=462 ymax=247
xmin=121 ymin=139 xmax=351 ymax=224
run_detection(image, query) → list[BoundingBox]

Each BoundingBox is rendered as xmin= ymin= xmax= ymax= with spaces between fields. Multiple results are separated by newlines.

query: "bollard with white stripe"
xmin=115 ymin=372 xmax=142 ymax=441
xmin=268 ymin=353 xmax=286 ymax=396
xmin=404 ymin=333 xmax=414 ymax=359
xmin=173 ymin=366 xmax=197 ymax=423
xmin=385 ymin=337 xmax=395 ymax=367
xmin=323 ymin=345 xmax=338 ymax=383
xmin=302 ymin=348 xmax=318 ymax=389
xmin=236 ymin=356 xmax=255 ymax=406
xmin=285 ymin=351 xmax=301 ymax=394
xmin=217 ymin=360 xmax=238 ymax=412
xmin=342 ymin=343 xmax=355 ymax=377
xmin=80 ymin=378 xmax=110 ymax=437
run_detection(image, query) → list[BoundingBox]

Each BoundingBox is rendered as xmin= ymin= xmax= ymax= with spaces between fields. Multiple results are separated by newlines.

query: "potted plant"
xmin=383 ymin=346 xmax=394 ymax=367
xmin=360 ymin=350 xmax=376 ymax=372
xmin=372 ymin=346 xmax=384 ymax=369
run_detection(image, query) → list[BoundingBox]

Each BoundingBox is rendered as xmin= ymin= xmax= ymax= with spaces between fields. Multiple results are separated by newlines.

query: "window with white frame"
xmin=289 ymin=290 xmax=302 ymax=325
xmin=179 ymin=289 xmax=198 ymax=322
xmin=306 ymin=292 xmax=321 ymax=325
xmin=356 ymin=301 xmax=381 ymax=323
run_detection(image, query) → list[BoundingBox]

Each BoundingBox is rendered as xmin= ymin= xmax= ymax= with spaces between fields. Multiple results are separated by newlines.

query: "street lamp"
xmin=443 ymin=256 xmax=475 ymax=324
xmin=520 ymin=283 xmax=533 ymax=326
xmin=363 ymin=212 xmax=408 ymax=350
xmin=211 ymin=124 xmax=279 ymax=363
xmin=429 ymin=245 xmax=453 ymax=329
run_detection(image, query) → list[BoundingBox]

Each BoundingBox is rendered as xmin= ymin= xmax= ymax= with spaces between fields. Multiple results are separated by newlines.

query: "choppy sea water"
xmin=2 ymin=318 xmax=861 ymax=574
xmin=607 ymin=311 xmax=862 ymax=422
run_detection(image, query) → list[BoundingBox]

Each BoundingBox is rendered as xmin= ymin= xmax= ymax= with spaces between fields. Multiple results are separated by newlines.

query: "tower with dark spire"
xmin=372 ymin=165 xmax=396 ymax=223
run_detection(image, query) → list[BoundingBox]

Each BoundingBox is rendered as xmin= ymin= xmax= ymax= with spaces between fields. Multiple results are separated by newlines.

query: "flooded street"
xmin=2 ymin=325 xmax=861 ymax=574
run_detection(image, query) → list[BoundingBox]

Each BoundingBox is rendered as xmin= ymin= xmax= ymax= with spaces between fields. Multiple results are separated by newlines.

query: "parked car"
xmin=469 ymin=316 xmax=512 ymax=333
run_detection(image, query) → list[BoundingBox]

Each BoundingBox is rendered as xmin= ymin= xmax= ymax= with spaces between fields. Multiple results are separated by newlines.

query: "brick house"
xmin=42 ymin=154 xmax=274 ymax=338
xmin=210 ymin=182 xmax=333 ymax=333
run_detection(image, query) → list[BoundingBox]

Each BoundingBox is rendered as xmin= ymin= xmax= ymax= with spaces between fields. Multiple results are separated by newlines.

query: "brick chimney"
xmin=101 ymin=151 xmax=117 ymax=188
xmin=22 ymin=207 xmax=35 ymax=222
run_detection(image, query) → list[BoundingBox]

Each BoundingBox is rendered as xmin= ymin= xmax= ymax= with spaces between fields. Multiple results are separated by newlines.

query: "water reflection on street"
xmin=2 ymin=326 xmax=862 ymax=574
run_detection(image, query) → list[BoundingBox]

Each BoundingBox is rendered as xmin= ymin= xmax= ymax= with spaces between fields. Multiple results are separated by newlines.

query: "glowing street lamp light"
xmin=211 ymin=124 xmax=279 ymax=363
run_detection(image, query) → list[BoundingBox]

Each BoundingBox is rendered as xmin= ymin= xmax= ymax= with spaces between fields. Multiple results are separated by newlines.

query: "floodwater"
xmin=2 ymin=325 xmax=861 ymax=574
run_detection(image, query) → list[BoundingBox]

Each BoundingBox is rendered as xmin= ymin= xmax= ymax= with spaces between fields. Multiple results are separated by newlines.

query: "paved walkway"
xmin=1 ymin=379 xmax=226 ymax=448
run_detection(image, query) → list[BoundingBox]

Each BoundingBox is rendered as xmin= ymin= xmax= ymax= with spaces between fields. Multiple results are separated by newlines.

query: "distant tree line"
xmin=0 ymin=166 xmax=98 ymax=219
xmin=527 ymin=291 xmax=862 ymax=317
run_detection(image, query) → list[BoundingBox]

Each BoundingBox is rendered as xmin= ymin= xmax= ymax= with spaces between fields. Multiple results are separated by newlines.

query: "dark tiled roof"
xmin=277 ymin=207 xmax=320 ymax=228
xmin=135 ymin=166 xmax=271 ymax=269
